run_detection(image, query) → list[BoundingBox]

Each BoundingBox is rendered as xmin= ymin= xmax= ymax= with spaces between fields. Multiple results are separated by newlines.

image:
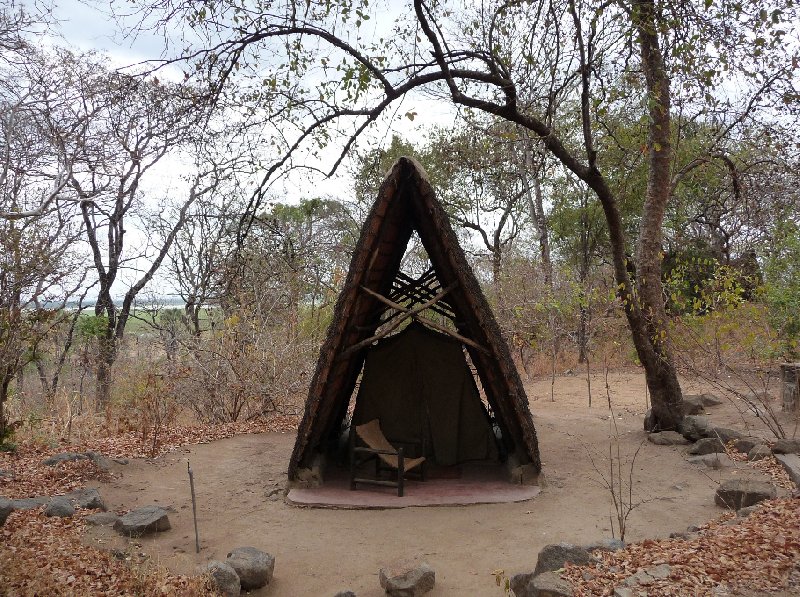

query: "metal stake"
xmin=187 ymin=461 xmax=200 ymax=553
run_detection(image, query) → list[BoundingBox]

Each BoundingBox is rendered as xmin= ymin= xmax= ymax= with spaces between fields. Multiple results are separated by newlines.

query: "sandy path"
xmin=88 ymin=371 xmax=785 ymax=596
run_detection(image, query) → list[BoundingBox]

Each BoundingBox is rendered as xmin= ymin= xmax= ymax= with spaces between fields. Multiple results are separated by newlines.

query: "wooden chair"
xmin=349 ymin=419 xmax=426 ymax=497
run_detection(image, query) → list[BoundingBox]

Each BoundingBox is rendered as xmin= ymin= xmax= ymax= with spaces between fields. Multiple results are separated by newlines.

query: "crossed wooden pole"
xmin=341 ymin=282 xmax=488 ymax=357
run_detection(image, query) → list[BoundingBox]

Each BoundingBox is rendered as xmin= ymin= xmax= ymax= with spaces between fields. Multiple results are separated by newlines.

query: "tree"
xmin=63 ymin=59 xmax=209 ymax=410
xmin=132 ymin=0 xmax=798 ymax=429
xmin=425 ymin=121 xmax=528 ymax=304
xmin=161 ymin=137 xmax=258 ymax=338
xmin=0 ymin=31 xmax=89 ymax=437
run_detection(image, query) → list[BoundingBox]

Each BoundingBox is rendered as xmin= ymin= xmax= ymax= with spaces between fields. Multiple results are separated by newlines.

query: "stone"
xmin=681 ymin=395 xmax=707 ymax=415
xmin=113 ymin=458 xmax=130 ymax=465
xmin=85 ymin=451 xmax=113 ymax=471
xmin=710 ymin=427 xmax=743 ymax=443
xmin=687 ymin=453 xmax=733 ymax=469
xmin=772 ymin=439 xmax=800 ymax=454
xmin=534 ymin=543 xmax=594 ymax=576
xmin=45 ymin=496 xmax=75 ymax=518
xmin=646 ymin=564 xmax=672 ymax=579
xmin=715 ymin=479 xmax=777 ymax=509
xmin=530 ymin=571 xmax=574 ymax=597
xmin=723 ymin=518 xmax=741 ymax=527
xmin=42 ymin=452 xmax=88 ymax=466
xmin=67 ymin=488 xmax=106 ymax=511
xmin=688 ymin=437 xmax=726 ymax=455
xmin=669 ymin=528 xmax=700 ymax=540
xmin=774 ymin=453 xmax=800 ymax=489
xmin=678 ymin=416 xmax=713 ymax=441
xmin=0 ymin=497 xmax=12 ymax=526
xmin=204 ymin=561 xmax=241 ymax=597
xmin=509 ymin=572 xmax=535 ymax=597
xmin=0 ymin=469 xmax=13 ymax=479
xmin=379 ymin=561 xmax=435 ymax=597
xmin=736 ymin=505 xmax=760 ymax=518
xmin=623 ymin=564 xmax=672 ymax=587
xmin=226 ymin=546 xmax=275 ymax=590
xmin=647 ymin=431 xmax=689 ymax=446
xmin=732 ymin=437 xmax=762 ymax=454
xmin=698 ymin=393 xmax=724 ymax=406
xmin=86 ymin=512 xmax=119 ymax=526
xmin=583 ymin=538 xmax=626 ymax=552
xmin=11 ymin=496 xmax=49 ymax=510
xmin=613 ymin=588 xmax=635 ymax=597
xmin=747 ymin=445 xmax=772 ymax=461
xmin=114 ymin=505 xmax=171 ymax=537
xmin=333 ymin=592 xmax=357 ymax=597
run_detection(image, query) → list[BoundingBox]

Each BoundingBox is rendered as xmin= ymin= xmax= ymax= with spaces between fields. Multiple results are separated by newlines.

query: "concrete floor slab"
xmin=287 ymin=463 xmax=541 ymax=509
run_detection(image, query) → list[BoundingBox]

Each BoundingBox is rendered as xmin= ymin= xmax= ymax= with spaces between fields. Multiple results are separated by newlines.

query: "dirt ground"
xmin=86 ymin=370 xmax=794 ymax=596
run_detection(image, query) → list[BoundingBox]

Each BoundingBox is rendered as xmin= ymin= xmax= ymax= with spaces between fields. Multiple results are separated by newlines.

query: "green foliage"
xmin=351 ymin=135 xmax=423 ymax=206
xmin=0 ymin=438 xmax=16 ymax=453
xmin=663 ymin=249 xmax=753 ymax=316
xmin=764 ymin=221 xmax=800 ymax=358
xmin=77 ymin=315 xmax=109 ymax=339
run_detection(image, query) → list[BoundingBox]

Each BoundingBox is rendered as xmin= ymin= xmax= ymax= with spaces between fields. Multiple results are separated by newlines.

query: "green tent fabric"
xmin=352 ymin=322 xmax=499 ymax=466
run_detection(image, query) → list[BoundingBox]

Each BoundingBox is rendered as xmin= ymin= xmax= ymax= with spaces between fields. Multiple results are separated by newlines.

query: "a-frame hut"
xmin=288 ymin=157 xmax=541 ymax=485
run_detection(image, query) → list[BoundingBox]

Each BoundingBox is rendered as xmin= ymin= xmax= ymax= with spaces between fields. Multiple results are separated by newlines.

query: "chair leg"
xmin=349 ymin=427 xmax=356 ymax=490
xmin=397 ymin=447 xmax=405 ymax=497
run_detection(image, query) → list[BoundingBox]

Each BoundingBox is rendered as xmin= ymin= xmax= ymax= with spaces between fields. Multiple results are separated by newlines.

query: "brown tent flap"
xmin=353 ymin=322 xmax=498 ymax=466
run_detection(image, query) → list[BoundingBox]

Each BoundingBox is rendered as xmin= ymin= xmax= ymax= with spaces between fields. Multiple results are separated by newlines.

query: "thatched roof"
xmin=288 ymin=157 xmax=541 ymax=479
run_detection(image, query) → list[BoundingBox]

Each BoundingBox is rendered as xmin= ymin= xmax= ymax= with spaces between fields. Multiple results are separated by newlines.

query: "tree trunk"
xmin=630 ymin=0 xmax=683 ymax=430
xmin=36 ymin=360 xmax=55 ymax=403
xmin=519 ymin=155 xmax=554 ymax=290
xmin=577 ymin=305 xmax=589 ymax=364
xmin=95 ymin=335 xmax=116 ymax=412
xmin=530 ymin=175 xmax=553 ymax=289
xmin=15 ymin=366 xmax=24 ymax=402
xmin=0 ymin=368 xmax=11 ymax=440
xmin=492 ymin=248 xmax=503 ymax=310
xmin=577 ymin=192 xmax=591 ymax=364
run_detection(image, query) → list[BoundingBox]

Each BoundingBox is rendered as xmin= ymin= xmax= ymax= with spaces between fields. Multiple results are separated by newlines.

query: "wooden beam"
xmin=361 ymin=282 xmax=455 ymax=317
xmin=413 ymin=314 xmax=489 ymax=354
xmin=388 ymin=283 xmax=456 ymax=320
xmin=339 ymin=283 xmax=457 ymax=358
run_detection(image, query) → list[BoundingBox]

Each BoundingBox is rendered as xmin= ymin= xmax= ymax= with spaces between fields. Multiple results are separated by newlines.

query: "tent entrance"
xmin=288 ymin=158 xmax=541 ymax=488
xmin=352 ymin=321 xmax=499 ymax=467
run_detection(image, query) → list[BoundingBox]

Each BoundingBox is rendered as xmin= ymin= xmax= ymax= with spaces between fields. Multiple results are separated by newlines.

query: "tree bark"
xmin=530 ymin=176 xmax=553 ymax=289
xmin=577 ymin=192 xmax=591 ymax=364
xmin=95 ymin=334 xmax=116 ymax=411
xmin=491 ymin=247 xmax=503 ymax=309
xmin=0 ymin=368 xmax=12 ymax=440
xmin=630 ymin=0 xmax=684 ymax=429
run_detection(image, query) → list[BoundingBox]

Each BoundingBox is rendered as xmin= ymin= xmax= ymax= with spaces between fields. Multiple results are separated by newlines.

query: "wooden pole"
xmin=339 ymin=283 xmax=457 ymax=356
xmin=187 ymin=461 xmax=200 ymax=554
xmin=342 ymin=282 xmax=488 ymax=355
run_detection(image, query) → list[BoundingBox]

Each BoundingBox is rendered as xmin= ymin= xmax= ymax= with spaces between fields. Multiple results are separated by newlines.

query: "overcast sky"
xmin=34 ymin=0 xmax=454 ymax=298
xmin=43 ymin=0 xmax=453 ymax=204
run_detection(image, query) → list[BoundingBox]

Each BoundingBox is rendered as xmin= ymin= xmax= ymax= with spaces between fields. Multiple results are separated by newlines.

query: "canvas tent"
xmin=288 ymin=157 xmax=541 ymax=484
xmin=353 ymin=322 xmax=498 ymax=467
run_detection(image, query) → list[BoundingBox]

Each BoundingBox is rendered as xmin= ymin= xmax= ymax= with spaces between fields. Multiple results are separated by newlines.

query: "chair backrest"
xmin=355 ymin=419 xmax=395 ymax=453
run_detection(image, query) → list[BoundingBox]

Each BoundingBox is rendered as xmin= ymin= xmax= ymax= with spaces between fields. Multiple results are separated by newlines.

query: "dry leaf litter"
xmin=3 ymin=416 xmax=799 ymax=595
xmin=1 ymin=417 xmax=298 ymax=595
